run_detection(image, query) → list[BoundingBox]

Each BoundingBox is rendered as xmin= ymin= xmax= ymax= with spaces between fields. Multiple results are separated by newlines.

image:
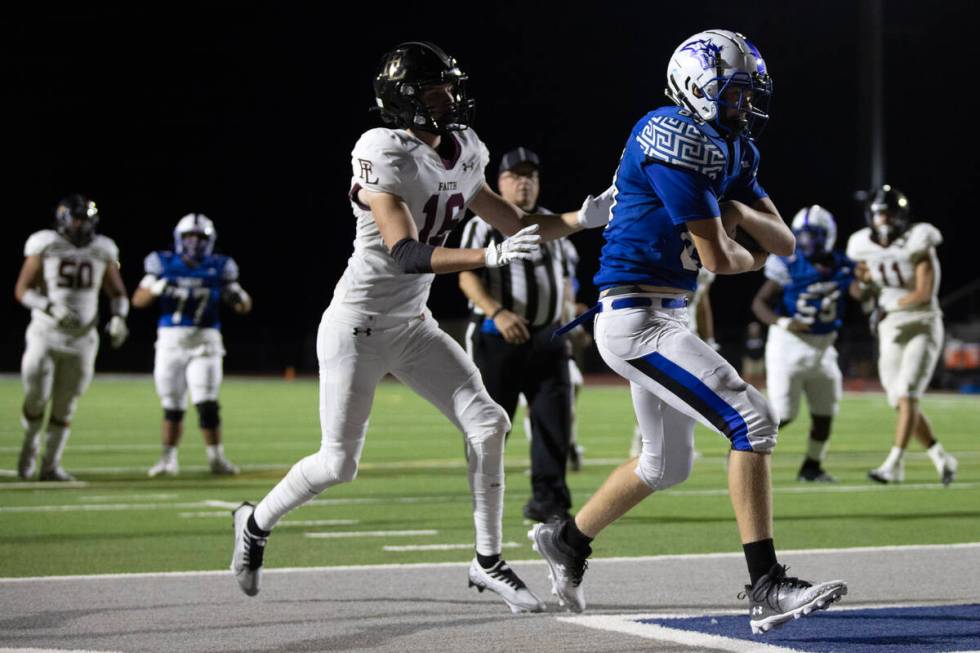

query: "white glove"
xmin=47 ymin=303 xmax=81 ymax=329
xmin=149 ymin=277 xmax=170 ymax=297
xmin=485 ymin=224 xmax=541 ymax=268
xmin=107 ymin=315 xmax=129 ymax=349
xmin=576 ymin=185 xmax=615 ymax=228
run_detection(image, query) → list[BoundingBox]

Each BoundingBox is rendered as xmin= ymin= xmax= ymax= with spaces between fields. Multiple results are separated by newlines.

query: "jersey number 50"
xmin=57 ymin=260 xmax=94 ymax=289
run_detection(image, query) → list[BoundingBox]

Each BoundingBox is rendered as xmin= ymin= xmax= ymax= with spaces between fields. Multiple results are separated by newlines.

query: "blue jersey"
xmin=144 ymin=251 xmax=239 ymax=329
xmin=764 ymin=251 xmax=854 ymax=335
xmin=594 ymin=106 xmax=768 ymax=292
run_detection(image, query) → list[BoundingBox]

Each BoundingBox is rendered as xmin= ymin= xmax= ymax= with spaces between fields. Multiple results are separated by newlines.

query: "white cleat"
xmin=230 ymin=502 xmax=267 ymax=597
xmin=148 ymin=457 xmax=179 ymax=478
xmin=867 ymin=459 xmax=904 ymax=484
xmin=467 ymin=559 xmax=544 ymax=614
xmin=743 ymin=564 xmax=847 ymax=635
xmin=528 ymin=522 xmax=588 ymax=613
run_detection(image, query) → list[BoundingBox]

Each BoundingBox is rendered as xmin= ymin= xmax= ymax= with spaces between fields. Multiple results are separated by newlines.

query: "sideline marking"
xmin=1 ymin=541 xmax=976 ymax=583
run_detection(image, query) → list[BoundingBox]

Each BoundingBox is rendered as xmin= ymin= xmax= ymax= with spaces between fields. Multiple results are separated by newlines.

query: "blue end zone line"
xmin=1 ymin=541 xmax=978 ymax=583
xmin=559 ymin=602 xmax=980 ymax=653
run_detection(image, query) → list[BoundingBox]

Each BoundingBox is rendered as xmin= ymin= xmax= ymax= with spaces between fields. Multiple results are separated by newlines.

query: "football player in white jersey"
xmin=229 ymin=41 xmax=613 ymax=613
xmin=847 ymin=185 xmax=957 ymax=485
xmin=14 ymin=195 xmax=129 ymax=481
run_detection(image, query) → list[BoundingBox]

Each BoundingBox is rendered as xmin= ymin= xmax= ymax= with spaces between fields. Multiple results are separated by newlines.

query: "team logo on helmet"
xmin=680 ymin=39 xmax=722 ymax=71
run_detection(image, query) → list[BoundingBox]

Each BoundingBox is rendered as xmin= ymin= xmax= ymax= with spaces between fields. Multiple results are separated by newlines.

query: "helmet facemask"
xmin=866 ymin=185 xmax=910 ymax=246
xmin=174 ymin=213 xmax=216 ymax=261
xmin=55 ymin=195 xmax=99 ymax=247
xmin=374 ymin=42 xmax=475 ymax=134
xmin=791 ymin=205 xmax=837 ymax=261
xmin=666 ymin=30 xmax=772 ymax=139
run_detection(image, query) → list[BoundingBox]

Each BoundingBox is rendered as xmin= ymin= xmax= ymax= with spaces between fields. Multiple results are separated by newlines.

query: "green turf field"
xmin=1 ymin=376 xmax=978 ymax=578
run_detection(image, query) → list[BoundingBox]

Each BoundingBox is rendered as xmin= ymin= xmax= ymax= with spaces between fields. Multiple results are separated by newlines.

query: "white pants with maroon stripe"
xmin=255 ymin=304 xmax=510 ymax=555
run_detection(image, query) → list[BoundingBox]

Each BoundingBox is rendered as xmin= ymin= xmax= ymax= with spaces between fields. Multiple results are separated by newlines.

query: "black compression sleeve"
xmin=390 ymin=237 xmax=436 ymax=274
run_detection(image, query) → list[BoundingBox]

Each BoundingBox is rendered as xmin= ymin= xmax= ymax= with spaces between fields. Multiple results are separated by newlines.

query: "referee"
xmin=459 ymin=147 xmax=573 ymax=523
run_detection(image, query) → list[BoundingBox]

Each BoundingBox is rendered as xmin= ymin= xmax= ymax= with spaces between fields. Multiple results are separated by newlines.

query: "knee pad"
xmin=303 ymin=447 xmax=359 ymax=492
xmin=635 ymin=450 xmax=692 ymax=491
xmin=48 ymin=415 xmax=70 ymax=428
xmin=741 ymin=385 xmax=777 ymax=453
xmin=164 ymin=409 xmax=185 ymax=424
xmin=195 ymin=401 xmax=220 ymax=429
xmin=464 ymin=402 xmax=509 ymax=474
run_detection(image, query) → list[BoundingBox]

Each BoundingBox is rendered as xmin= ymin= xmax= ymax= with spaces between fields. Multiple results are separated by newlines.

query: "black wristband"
xmin=490 ymin=307 xmax=505 ymax=319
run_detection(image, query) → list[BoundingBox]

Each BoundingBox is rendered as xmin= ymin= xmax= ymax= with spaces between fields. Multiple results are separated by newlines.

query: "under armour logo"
xmin=358 ymin=159 xmax=379 ymax=185
xmin=752 ymin=606 xmax=763 ymax=615
xmin=461 ymin=160 xmax=476 ymax=172
xmin=353 ymin=327 xmax=373 ymax=336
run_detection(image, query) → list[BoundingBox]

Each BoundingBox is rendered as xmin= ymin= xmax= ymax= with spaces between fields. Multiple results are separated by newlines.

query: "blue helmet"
xmin=791 ymin=205 xmax=837 ymax=259
xmin=174 ymin=213 xmax=216 ymax=260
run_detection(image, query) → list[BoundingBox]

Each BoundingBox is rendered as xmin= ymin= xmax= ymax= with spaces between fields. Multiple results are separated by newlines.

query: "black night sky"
xmin=4 ymin=2 xmax=976 ymax=373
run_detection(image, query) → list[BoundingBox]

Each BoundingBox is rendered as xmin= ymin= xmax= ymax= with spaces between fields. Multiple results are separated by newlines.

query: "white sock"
xmin=254 ymin=453 xmax=326 ymax=531
xmin=41 ymin=424 xmax=70 ymax=471
xmin=882 ymin=446 xmax=904 ymax=469
xmin=161 ymin=445 xmax=178 ymax=463
xmin=806 ymin=437 xmax=829 ymax=463
xmin=206 ymin=444 xmax=224 ymax=463
xmin=926 ymin=443 xmax=947 ymax=473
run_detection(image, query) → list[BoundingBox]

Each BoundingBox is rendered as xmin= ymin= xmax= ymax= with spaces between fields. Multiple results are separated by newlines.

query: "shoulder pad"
xmin=763 ymin=254 xmax=792 ymax=285
xmin=91 ymin=235 xmax=119 ymax=262
xmin=144 ymin=251 xmax=165 ymax=276
xmin=845 ymin=228 xmax=873 ymax=261
xmin=24 ymin=230 xmax=60 ymax=257
xmin=906 ymin=222 xmax=942 ymax=252
xmin=635 ymin=113 xmax=725 ymax=180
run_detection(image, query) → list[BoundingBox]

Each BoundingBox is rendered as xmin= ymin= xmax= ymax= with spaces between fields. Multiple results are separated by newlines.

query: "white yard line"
xmin=304 ymin=529 xmax=438 ymax=539
xmin=383 ymin=541 xmax=521 ymax=552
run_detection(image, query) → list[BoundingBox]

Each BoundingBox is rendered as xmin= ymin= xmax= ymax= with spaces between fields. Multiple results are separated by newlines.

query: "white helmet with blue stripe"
xmin=665 ymin=29 xmax=772 ymax=137
xmin=791 ymin=205 xmax=837 ymax=258
xmin=174 ymin=213 xmax=217 ymax=259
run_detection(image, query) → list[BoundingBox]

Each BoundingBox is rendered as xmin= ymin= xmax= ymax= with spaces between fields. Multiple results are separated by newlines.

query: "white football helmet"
xmin=665 ymin=29 xmax=772 ymax=137
xmin=174 ymin=213 xmax=217 ymax=259
xmin=791 ymin=205 xmax=837 ymax=258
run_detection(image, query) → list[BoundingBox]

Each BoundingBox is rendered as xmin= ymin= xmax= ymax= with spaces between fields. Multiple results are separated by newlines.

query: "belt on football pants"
xmin=553 ymin=294 xmax=688 ymax=339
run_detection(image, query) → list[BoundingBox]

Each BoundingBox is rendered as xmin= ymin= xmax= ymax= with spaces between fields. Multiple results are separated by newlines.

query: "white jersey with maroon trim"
xmin=337 ymin=127 xmax=490 ymax=319
xmin=846 ymin=222 xmax=942 ymax=316
xmin=23 ymin=229 xmax=119 ymax=336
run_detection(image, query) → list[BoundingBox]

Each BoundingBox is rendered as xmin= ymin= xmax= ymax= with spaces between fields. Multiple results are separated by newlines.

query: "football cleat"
xmin=39 ymin=466 xmax=76 ymax=482
xmin=148 ymin=457 xmax=179 ymax=477
xmin=797 ymin=463 xmax=837 ymax=483
xmin=941 ymin=454 xmax=958 ymax=487
xmin=467 ymin=558 xmax=545 ymax=614
xmin=741 ymin=564 xmax=847 ymax=635
xmin=230 ymin=502 xmax=267 ymax=597
xmin=528 ymin=521 xmax=589 ymax=613
xmin=522 ymin=502 xmax=571 ymax=524
xmin=868 ymin=459 xmax=904 ymax=484
xmin=210 ymin=457 xmax=240 ymax=475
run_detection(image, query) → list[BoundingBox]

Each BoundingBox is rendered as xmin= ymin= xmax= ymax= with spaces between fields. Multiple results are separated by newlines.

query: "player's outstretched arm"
xmin=468 ymin=184 xmax=613 ymax=241
xmin=726 ymin=198 xmax=795 ymax=257
xmin=362 ymin=188 xmax=538 ymax=274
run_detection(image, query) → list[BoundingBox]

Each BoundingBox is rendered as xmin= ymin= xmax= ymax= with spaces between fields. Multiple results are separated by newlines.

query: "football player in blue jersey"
xmin=132 ymin=213 xmax=252 ymax=477
xmin=751 ymin=206 xmax=854 ymax=483
xmin=529 ymin=30 xmax=847 ymax=634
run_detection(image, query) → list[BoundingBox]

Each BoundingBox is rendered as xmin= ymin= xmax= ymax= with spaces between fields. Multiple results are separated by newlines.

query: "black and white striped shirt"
xmin=460 ymin=210 xmax=569 ymax=328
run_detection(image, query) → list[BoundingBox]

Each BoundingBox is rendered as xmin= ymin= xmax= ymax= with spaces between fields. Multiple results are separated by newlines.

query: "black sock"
xmin=560 ymin=519 xmax=593 ymax=556
xmin=477 ymin=552 xmax=501 ymax=569
xmin=247 ymin=513 xmax=270 ymax=537
xmin=743 ymin=539 xmax=777 ymax=586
